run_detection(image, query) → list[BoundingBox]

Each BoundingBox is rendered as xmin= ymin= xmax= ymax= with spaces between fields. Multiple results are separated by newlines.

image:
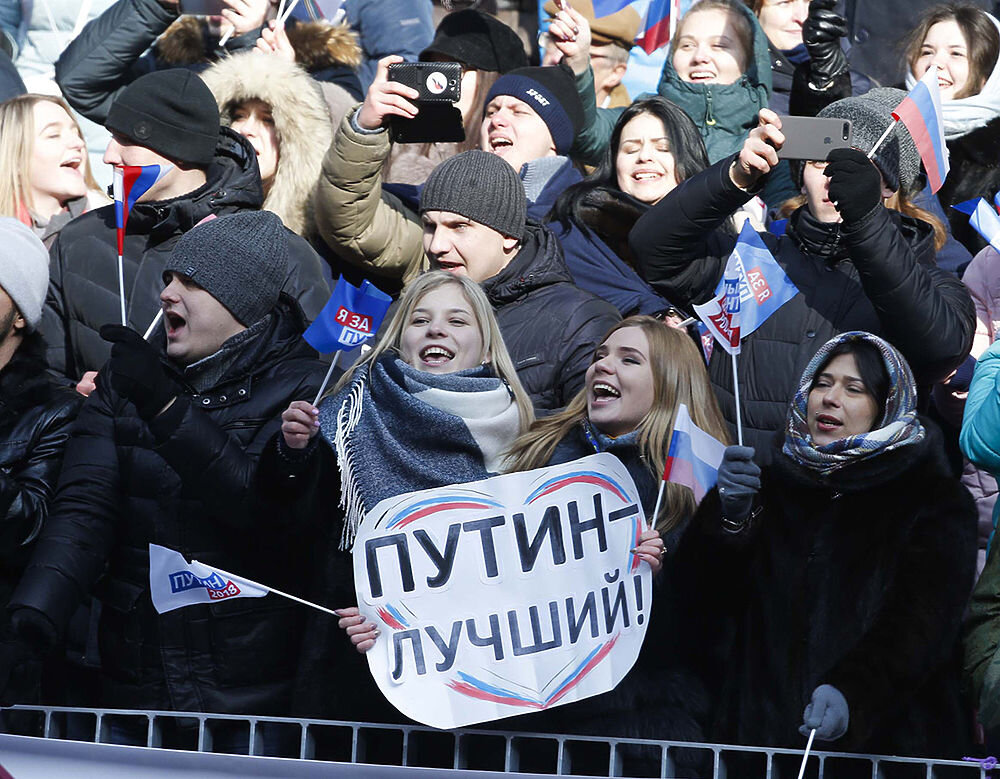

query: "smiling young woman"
xmin=0 ymin=94 xmax=106 ymax=245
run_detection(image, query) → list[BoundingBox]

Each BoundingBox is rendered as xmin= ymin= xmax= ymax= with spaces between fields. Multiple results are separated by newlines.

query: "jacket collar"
xmin=481 ymin=221 xmax=574 ymax=305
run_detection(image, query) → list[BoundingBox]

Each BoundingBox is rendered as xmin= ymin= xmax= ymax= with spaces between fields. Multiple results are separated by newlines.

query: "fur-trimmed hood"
xmin=200 ymin=53 xmax=333 ymax=236
xmin=155 ymin=15 xmax=361 ymax=72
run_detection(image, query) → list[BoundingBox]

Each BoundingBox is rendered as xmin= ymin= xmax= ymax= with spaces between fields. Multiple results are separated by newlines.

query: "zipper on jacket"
xmin=705 ymin=89 xmax=717 ymax=126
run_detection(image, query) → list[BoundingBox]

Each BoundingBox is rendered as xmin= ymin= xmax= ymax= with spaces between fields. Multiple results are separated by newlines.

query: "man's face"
xmin=160 ymin=273 xmax=245 ymax=367
xmin=103 ymin=133 xmax=178 ymax=203
xmin=0 ymin=286 xmax=24 ymax=355
xmin=480 ymin=94 xmax=557 ymax=174
xmin=421 ymin=210 xmax=519 ymax=283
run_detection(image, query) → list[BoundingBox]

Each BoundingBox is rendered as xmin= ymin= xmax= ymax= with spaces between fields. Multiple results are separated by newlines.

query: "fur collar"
xmin=155 ymin=16 xmax=360 ymax=71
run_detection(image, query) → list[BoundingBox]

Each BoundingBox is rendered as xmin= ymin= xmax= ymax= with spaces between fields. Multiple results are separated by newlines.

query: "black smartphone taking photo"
xmin=387 ymin=62 xmax=465 ymax=144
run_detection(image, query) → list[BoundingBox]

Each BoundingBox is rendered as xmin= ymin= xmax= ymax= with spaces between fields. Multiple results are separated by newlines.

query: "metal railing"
xmin=3 ymin=705 xmax=990 ymax=778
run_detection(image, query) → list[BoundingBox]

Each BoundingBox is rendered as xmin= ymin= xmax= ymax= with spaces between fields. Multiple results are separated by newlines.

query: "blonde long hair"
xmin=332 ymin=271 xmax=535 ymax=431
xmin=0 ymin=94 xmax=101 ymax=221
xmin=505 ymin=316 xmax=730 ymax=533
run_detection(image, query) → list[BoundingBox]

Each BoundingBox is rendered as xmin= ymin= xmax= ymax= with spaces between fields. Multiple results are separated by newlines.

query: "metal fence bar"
xmin=2 ymin=705 xmax=989 ymax=778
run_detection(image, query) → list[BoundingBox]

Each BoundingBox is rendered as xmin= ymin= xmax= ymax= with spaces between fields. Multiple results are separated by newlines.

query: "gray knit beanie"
xmin=420 ymin=150 xmax=526 ymax=238
xmin=817 ymin=88 xmax=921 ymax=192
xmin=164 ymin=211 xmax=287 ymax=326
xmin=0 ymin=217 xmax=48 ymax=329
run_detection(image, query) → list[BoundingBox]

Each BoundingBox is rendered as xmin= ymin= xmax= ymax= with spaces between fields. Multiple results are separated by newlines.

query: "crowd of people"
xmin=2 ymin=0 xmax=1000 ymax=774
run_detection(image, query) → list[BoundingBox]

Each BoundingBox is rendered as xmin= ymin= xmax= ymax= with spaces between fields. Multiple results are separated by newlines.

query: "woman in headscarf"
xmin=678 ymin=331 xmax=976 ymax=768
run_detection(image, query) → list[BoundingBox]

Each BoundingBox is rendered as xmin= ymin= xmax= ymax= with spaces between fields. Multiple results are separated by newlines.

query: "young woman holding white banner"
xmin=677 ymin=331 xmax=977 ymax=767
xmin=257 ymin=270 xmax=533 ymax=724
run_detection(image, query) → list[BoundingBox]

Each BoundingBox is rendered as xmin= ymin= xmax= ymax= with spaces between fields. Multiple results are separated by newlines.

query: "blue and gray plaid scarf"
xmin=782 ymin=332 xmax=925 ymax=475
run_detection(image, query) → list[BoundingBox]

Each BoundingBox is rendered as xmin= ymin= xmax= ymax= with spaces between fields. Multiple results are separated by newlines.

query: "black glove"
xmin=100 ymin=324 xmax=178 ymax=421
xmin=800 ymin=684 xmax=849 ymax=740
xmin=803 ymin=0 xmax=848 ymax=87
xmin=824 ymin=147 xmax=883 ymax=223
xmin=717 ymin=445 xmax=760 ymax=524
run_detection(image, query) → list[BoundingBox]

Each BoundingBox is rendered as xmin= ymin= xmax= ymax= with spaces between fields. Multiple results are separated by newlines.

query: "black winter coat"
xmin=483 ymin=222 xmax=620 ymax=412
xmin=41 ymin=128 xmax=330 ymax=382
xmin=675 ymin=422 xmax=977 ymax=762
xmin=0 ymin=332 xmax=81 ymax=606
xmin=630 ymin=156 xmax=976 ymax=458
xmin=11 ymin=297 xmax=328 ymax=715
xmin=937 ymin=118 xmax=1000 ymax=257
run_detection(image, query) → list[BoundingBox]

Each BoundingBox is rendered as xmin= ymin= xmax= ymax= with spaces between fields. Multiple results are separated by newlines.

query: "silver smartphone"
xmin=776 ymin=116 xmax=853 ymax=161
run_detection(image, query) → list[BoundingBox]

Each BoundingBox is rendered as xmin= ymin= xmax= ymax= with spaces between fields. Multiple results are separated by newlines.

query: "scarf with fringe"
xmin=782 ymin=332 xmax=925 ymax=475
xmin=319 ymin=355 xmax=521 ymax=550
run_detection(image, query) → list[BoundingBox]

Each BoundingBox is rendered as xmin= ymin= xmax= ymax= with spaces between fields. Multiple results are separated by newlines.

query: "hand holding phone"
xmin=386 ymin=61 xmax=465 ymax=144
xmin=356 ymin=55 xmax=420 ymax=132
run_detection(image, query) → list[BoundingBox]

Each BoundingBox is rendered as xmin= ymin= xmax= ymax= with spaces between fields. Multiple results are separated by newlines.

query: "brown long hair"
xmin=0 ymin=94 xmax=101 ymax=220
xmin=505 ymin=316 xmax=730 ymax=533
xmin=903 ymin=3 xmax=1000 ymax=99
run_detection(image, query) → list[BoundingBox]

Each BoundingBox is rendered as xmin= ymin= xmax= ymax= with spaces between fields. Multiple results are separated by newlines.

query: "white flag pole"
xmin=796 ymin=728 xmax=817 ymax=779
xmin=190 ymin=559 xmax=340 ymax=618
xmin=143 ymin=309 xmax=163 ymax=341
xmin=312 ymin=350 xmax=343 ymax=407
xmin=867 ymin=119 xmax=898 ymax=161
xmin=648 ymin=479 xmax=665 ymax=531
xmin=117 ymin=254 xmax=127 ymax=326
xmin=278 ymin=0 xmax=301 ymax=25
xmin=731 ymin=350 xmax=744 ymax=446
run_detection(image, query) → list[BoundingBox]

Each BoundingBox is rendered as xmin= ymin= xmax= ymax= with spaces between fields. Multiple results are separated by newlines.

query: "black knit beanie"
xmin=485 ymin=63 xmax=584 ymax=155
xmin=421 ymin=150 xmax=526 ymax=239
xmin=421 ymin=9 xmax=528 ymax=73
xmin=163 ymin=211 xmax=287 ymax=326
xmin=106 ymin=69 xmax=220 ymax=166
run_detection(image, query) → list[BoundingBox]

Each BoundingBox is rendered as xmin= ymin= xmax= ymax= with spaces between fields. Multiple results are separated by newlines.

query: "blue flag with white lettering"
xmin=304 ymin=277 xmax=393 ymax=353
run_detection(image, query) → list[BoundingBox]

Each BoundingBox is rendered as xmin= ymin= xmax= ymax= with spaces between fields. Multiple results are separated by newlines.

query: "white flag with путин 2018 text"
xmin=148 ymin=543 xmax=268 ymax=614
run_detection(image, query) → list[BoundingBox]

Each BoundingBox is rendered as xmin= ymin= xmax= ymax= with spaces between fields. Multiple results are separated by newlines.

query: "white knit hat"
xmin=0 ymin=217 xmax=49 ymax=329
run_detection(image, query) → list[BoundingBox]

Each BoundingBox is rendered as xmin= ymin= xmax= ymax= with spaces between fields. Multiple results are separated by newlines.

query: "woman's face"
xmin=672 ymin=8 xmax=747 ymax=85
xmin=586 ymin=326 xmax=655 ymax=438
xmin=756 ymin=0 xmax=808 ymax=52
xmin=399 ymin=284 xmax=485 ymax=374
xmin=914 ymin=19 xmax=974 ymax=101
xmin=615 ymin=112 xmax=678 ymax=205
xmin=29 ymin=101 xmax=87 ymax=212
xmin=231 ymin=99 xmax=280 ymax=187
xmin=806 ymin=353 xmax=880 ymax=445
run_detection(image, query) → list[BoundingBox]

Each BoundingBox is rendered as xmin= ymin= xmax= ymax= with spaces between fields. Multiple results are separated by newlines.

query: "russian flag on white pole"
xmin=112 ymin=164 xmax=172 ymax=326
xmin=891 ymin=65 xmax=950 ymax=193
xmin=662 ymin=403 xmax=727 ymax=503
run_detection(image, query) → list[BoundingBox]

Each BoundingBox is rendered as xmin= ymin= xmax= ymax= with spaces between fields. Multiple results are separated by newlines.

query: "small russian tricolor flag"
xmin=113 ymin=164 xmax=172 ymax=255
xmin=636 ymin=0 xmax=677 ymax=55
xmin=892 ymin=65 xmax=950 ymax=193
xmin=662 ymin=403 xmax=726 ymax=503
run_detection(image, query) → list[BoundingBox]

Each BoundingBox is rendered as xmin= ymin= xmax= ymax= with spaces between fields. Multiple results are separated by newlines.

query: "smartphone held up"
xmin=387 ymin=62 xmax=465 ymax=144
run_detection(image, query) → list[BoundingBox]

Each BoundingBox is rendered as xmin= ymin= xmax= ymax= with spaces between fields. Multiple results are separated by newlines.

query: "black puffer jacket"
xmin=483 ymin=222 xmax=620 ymax=412
xmin=11 ymin=297 xmax=327 ymax=715
xmin=0 ymin=332 xmax=82 ymax=604
xmin=630 ymin=156 xmax=975 ymax=458
xmin=676 ymin=422 xmax=977 ymax=762
xmin=42 ymin=128 xmax=330 ymax=382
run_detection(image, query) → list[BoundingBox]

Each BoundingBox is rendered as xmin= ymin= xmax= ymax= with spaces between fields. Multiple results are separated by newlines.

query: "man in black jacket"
xmin=630 ymin=94 xmax=975 ymax=459
xmin=8 ymin=212 xmax=327 ymax=743
xmin=42 ymin=68 xmax=329 ymax=386
xmin=418 ymin=150 xmax=620 ymax=411
xmin=0 ymin=219 xmax=82 ymax=717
